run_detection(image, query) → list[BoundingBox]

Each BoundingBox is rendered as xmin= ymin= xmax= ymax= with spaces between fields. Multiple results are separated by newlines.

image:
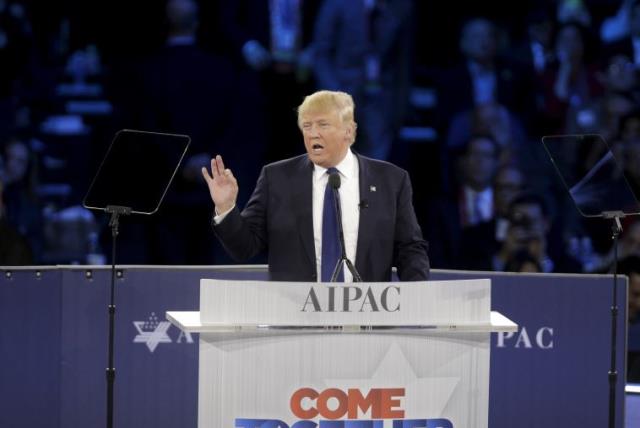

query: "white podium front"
xmin=167 ymin=279 xmax=517 ymax=428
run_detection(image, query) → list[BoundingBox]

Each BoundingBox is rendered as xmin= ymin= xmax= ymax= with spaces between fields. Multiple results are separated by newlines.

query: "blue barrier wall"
xmin=0 ymin=266 xmax=628 ymax=428
xmin=0 ymin=268 xmax=62 ymax=428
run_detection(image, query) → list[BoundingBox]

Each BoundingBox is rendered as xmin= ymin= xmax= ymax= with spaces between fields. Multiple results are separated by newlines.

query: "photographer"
xmin=494 ymin=193 xmax=581 ymax=273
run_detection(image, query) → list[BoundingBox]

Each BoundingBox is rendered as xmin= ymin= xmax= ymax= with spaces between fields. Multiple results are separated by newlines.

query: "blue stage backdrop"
xmin=0 ymin=266 xmax=628 ymax=428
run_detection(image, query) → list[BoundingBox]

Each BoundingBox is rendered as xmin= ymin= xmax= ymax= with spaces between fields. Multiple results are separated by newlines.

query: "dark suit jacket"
xmin=0 ymin=218 xmax=33 ymax=265
xmin=424 ymin=195 xmax=498 ymax=270
xmin=435 ymin=59 xmax=536 ymax=128
xmin=213 ymin=153 xmax=430 ymax=282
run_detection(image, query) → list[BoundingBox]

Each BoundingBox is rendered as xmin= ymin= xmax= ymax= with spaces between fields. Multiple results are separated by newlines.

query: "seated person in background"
xmin=452 ymin=135 xmax=501 ymax=228
xmin=493 ymin=165 xmax=526 ymax=243
xmin=426 ymin=135 xmax=501 ymax=270
xmin=565 ymin=54 xmax=639 ymax=145
xmin=201 ymin=90 xmax=430 ymax=282
xmin=445 ymin=102 xmax=528 ymax=166
xmin=435 ymin=17 xmax=535 ymax=131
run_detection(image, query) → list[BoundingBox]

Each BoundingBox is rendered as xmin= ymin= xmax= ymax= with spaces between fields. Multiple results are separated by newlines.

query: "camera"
xmin=510 ymin=211 xmax=533 ymax=230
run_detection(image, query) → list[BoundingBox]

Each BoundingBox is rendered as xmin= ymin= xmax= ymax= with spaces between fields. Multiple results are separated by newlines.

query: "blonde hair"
xmin=297 ymin=90 xmax=356 ymax=128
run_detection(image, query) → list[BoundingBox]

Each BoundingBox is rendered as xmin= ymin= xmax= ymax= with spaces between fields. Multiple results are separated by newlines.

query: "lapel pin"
xmin=370 ymin=185 xmax=376 ymax=192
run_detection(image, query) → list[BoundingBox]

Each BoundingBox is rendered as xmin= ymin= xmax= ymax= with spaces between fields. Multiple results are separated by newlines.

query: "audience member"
xmin=2 ymin=138 xmax=42 ymax=261
xmin=0 ymin=2 xmax=635 ymax=273
xmin=217 ymin=0 xmax=320 ymax=163
xmin=566 ymin=54 xmax=638 ymax=143
xmin=312 ymin=0 xmax=413 ymax=160
xmin=494 ymin=193 xmax=582 ymax=273
xmin=445 ymin=101 xmax=528 ymax=165
xmin=426 ymin=135 xmax=501 ymax=269
xmin=510 ymin=7 xmax=556 ymax=76
xmin=436 ymin=17 xmax=535 ymax=128
xmin=493 ymin=165 xmax=526 ymax=243
xmin=540 ymin=21 xmax=603 ymax=134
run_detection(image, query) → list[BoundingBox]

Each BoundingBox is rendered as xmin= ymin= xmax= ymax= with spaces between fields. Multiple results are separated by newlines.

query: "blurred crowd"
xmin=0 ymin=1 xmax=639 ymax=361
xmin=0 ymin=0 xmax=637 ymax=378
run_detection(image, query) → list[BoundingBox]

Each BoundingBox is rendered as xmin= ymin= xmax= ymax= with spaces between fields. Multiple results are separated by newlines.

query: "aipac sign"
xmin=235 ymin=387 xmax=453 ymax=427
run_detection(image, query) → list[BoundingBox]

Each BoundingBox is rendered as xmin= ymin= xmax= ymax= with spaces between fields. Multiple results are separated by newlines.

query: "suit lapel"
xmin=295 ymin=156 xmax=316 ymax=269
xmin=355 ymin=153 xmax=373 ymax=272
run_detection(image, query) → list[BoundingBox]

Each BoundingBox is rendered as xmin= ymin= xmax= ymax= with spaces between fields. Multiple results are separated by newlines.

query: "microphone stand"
xmin=603 ymin=211 xmax=623 ymax=428
xmin=105 ymin=204 xmax=131 ymax=428
xmin=329 ymin=185 xmax=362 ymax=282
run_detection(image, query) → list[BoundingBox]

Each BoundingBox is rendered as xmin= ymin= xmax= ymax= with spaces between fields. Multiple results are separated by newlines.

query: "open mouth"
xmin=312 ymin=144 xmax=324 ymax=152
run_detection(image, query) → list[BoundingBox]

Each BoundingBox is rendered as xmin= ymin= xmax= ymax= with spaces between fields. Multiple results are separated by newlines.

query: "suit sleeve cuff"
xmin=213 ymin=204 xmax=236 ymax=225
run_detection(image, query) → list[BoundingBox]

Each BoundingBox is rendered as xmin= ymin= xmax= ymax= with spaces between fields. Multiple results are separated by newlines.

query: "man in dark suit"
xmin=436 ymin=17 xmax=535 ymax=128
xmin=202 ymin=90 xmax=429 ymax=282
xmin=312 ymin=0 xmax=413 ymax=161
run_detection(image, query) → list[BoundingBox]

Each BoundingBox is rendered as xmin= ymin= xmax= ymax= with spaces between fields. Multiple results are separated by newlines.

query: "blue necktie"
xmin=321 ymin=168 xmax=343 ymax=282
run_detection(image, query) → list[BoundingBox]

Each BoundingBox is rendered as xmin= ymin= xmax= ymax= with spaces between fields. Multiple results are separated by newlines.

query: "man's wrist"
xmin=213 ymin=204 xmax=236 ymax=224
xmin=215 ymin=203 xmax=235 ymax=216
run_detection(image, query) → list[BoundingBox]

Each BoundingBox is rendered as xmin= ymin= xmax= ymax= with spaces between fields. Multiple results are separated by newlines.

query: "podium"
xmin=167 ymin=279 xmax=517 ymax=428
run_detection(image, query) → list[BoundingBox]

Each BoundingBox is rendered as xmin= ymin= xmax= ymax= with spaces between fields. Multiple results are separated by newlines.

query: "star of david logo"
xmin=133 ymin=312 xmax=172 ymax=353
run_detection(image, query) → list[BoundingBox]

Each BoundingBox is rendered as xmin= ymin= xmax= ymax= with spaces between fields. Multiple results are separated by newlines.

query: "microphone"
xmin=328 ymin=170 xmax=362 ymax=282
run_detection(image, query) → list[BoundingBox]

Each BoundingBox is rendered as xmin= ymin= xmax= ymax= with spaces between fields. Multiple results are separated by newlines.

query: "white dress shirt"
xmin=463 ymin=185 xmax=494 ymax=226
xmin=312 ymin=149 xmax=360 ymax=282
xmin=468 ymin=61 xmax=497 ymax=105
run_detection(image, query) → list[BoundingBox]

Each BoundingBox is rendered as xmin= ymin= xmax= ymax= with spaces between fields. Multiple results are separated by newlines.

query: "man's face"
xmin=461 ymin=19 xmax=497 ymax=63
xmin=494 ymin=167 xmax=524 ymax=216
xmin=606 ymin=55 xmax=636 ymax=93
xmin=5 ymin=142 xmax=29 ymax=184
xmin=463 ymin=137 xmax=498 ymax=190
xmin=510 ymin=203 xmax=547 ymax=240
xmin=300 ymin=110 xmax=353 ymax=168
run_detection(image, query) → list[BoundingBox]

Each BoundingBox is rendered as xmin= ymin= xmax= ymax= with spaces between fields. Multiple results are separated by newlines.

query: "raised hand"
xmin=201 ymin=155 xmax=239 ymax=214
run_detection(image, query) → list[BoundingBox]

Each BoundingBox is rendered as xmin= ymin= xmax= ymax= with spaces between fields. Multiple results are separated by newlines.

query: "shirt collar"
xmin=467 ymin=60 xmax=494 ymax=75
xmin=313 ymin=148 xmax=356 ymax=180
xmin=464 ymin=185 xmax=493 ymax=200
